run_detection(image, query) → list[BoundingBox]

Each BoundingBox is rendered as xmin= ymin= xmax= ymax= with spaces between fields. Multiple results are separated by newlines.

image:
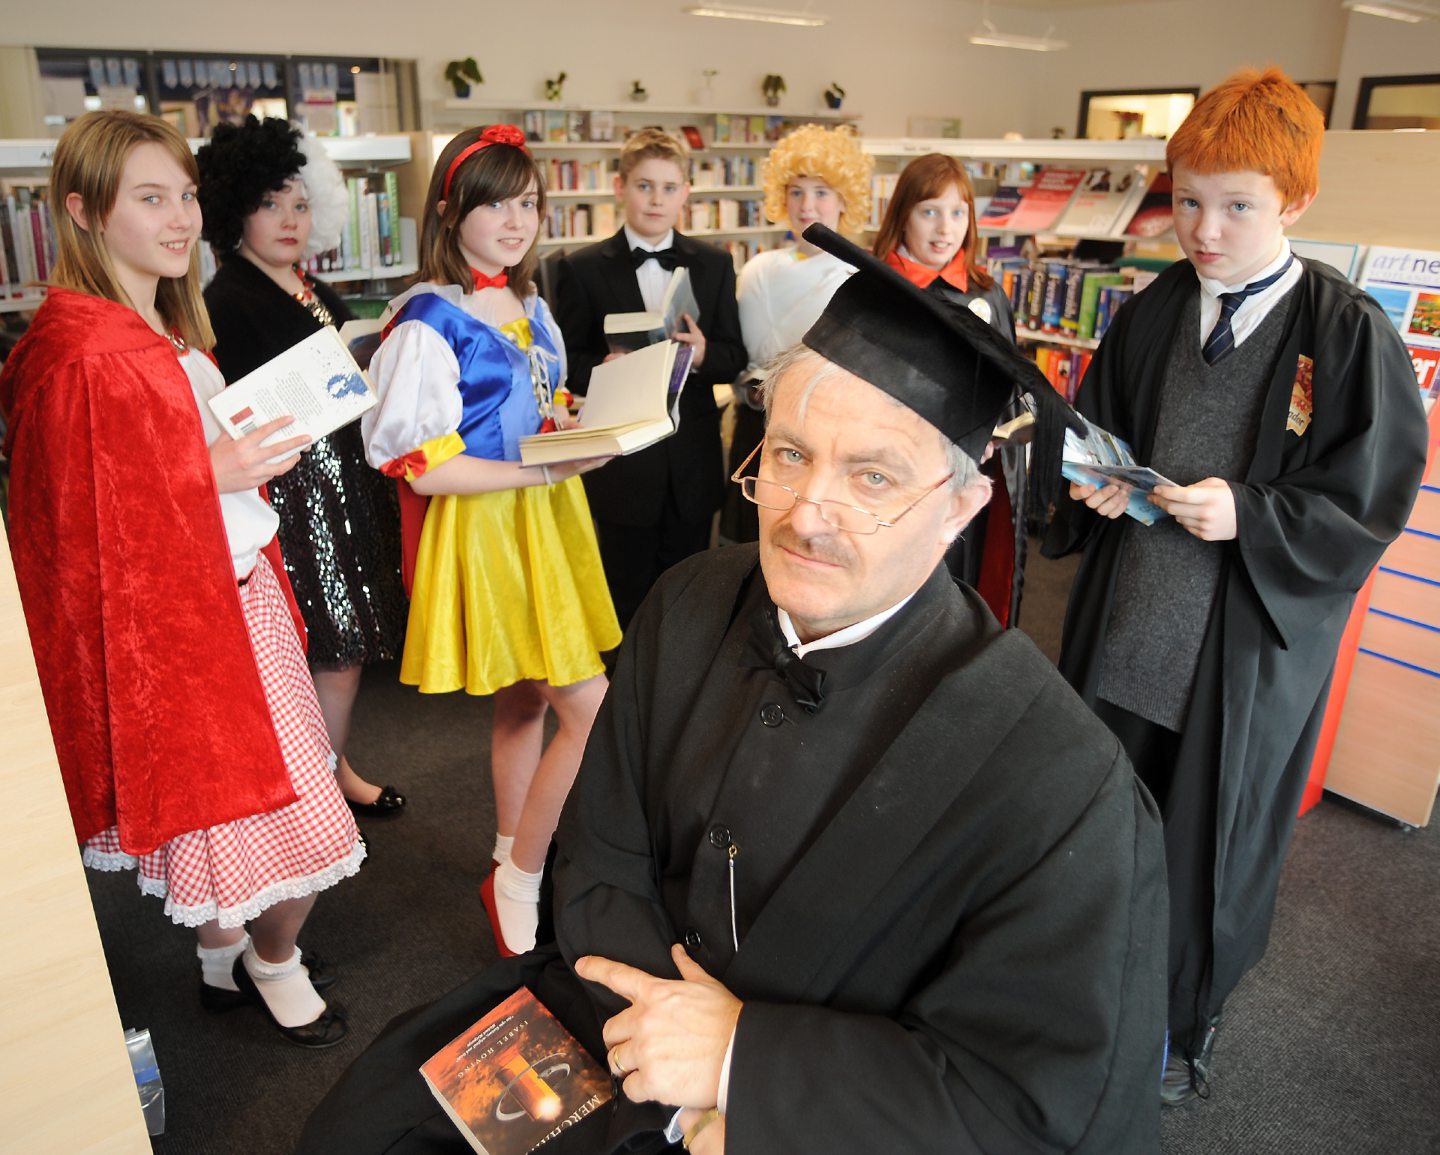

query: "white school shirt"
xmin=1196 ymin=239 xmax=1302 ymax=351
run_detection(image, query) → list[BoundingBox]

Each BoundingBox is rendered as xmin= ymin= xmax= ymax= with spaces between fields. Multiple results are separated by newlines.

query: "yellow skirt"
xmin=400 ymin=477 xmax=621 ymax=695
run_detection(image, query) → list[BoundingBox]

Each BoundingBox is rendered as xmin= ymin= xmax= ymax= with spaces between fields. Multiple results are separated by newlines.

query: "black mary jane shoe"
xmin=200 ymin=951 xmax=339 ymax=1012
xmin=228 ymin=957 xmax=349 ymax=1049
xmin=345 ymin=784 xmax=407 ymax=818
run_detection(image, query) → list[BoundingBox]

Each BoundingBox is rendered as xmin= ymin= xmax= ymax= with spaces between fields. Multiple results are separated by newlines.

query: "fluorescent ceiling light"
xmin=1341 ymin=0 xmax=1439 ymax=19
xmin=684 ymin=5 xmax=827 ymax=26
xmin=969 ymin=20 xmax=1068 ymax=51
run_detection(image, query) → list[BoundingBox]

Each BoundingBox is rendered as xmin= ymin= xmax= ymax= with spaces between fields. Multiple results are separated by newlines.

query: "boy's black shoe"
xmin=1160 ymin=1016 xmax=1220 ymax=1107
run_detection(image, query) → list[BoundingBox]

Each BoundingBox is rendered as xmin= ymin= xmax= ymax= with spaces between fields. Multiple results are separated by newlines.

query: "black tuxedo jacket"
xmin=547 ymin=230 xmax=746 ymax=526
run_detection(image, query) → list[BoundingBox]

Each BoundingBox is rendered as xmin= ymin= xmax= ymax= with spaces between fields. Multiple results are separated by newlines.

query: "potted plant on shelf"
xmin=824 ymin=81 xmax=846 ymax=111
xmin=631 ymin=80 xmax=648 ymax=103
xmin=444 ymin=58 xmax=483 ymax=100
xmin=544 ymin=71 xmax=568 ymax=102
xmin=762 ymin=74 xmax=786 ymax=107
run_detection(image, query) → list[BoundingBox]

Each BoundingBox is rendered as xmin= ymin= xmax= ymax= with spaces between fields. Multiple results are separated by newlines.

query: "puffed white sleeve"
xmin=360 ymin=319 xmax=466 ymax=475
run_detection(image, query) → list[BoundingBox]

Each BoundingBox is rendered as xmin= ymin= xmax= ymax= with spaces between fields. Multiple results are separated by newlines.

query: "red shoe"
xmin=479 ymin=868 xmax=519 ymax=958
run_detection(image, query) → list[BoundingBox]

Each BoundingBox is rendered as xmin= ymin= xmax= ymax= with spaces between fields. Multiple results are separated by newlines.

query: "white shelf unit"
xmin=0 ymin=134 xmax=421 ymax=308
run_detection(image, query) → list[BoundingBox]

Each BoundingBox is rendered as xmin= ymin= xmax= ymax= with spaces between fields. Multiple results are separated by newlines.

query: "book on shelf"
xmin=206 ymin=326 xmax=375 ymax=461
xmin=589 ymin=109 xmax=615 ymax=141
xmin=519 ymin=339 xmax=694 ymax=466
xmin=603 ymin=267 xmax=700 ymax=354
xmin=680 ymin=125 xmax=706 ymax=151
xmin=1061 ymin=413 xmax=1173 ymax=524
xmin=522 ymin=110 xmax=544 ymax=142
xmin=419 ymin=986 xmax=612 ymax=1155
xmin=1003 ymin=167 xmax=1087 ymax=234
xmin=1076 ymin=270 xmax=1128 ymax=341
xmin=1053 ymin=165 xmax=1150 ymax=236
xmin=979 ymin=185 xmax=1025 ymax=230
xmin=1123 ymin=172 xmax=1175 ymax=238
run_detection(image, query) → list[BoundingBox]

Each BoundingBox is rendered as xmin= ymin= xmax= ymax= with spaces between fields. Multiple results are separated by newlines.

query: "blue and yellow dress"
xmin=363 ymin=283 xmax=620 ymax=695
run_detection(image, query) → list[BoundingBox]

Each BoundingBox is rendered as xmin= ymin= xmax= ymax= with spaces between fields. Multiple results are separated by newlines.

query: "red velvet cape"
xmin=0 ymin=289 xmax=298 ymax=854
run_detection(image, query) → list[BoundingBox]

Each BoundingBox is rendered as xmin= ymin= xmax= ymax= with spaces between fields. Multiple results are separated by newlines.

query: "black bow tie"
xmin=749 ymin=606 xmax=827 ymax=714
xmin=631 ymin=246 xmax=685 ymax=271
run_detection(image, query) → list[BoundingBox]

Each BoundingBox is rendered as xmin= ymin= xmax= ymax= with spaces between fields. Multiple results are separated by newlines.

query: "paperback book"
xmin=1053 ymin=166 xmax=1149 ymax=236
xmin=1123 ymin=173 xmax=1175 ymax=238
xmin=603 ymin=267 xmax=700 ymax=354
xmin=207 ymin=326 xmax=375 ymax=461
xmin=419 ymin=987 xmax=612 ymax=1155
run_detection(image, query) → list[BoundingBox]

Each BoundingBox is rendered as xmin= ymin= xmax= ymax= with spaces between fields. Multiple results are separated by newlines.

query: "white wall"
xmin=1 ymin=0 xmax=1434 ymax=138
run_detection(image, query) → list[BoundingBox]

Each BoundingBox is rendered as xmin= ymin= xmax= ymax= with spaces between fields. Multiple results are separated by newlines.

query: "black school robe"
xmin=298 ymin=546 xmax=1167 ymax=1155
xmin=1043 ymin=258 xmax=1427 ymax=1054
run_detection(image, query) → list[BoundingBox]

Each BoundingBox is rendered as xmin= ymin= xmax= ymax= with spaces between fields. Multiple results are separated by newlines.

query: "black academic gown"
xmin=298 ymin=547 xmax=1168 ymax=1155
xmin=1043 ymin=258 xmax=1428 ymax=1055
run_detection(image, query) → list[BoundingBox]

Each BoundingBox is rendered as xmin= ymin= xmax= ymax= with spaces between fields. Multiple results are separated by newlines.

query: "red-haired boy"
xmin=1046 ymin=67 xmax=1427 ymax=1104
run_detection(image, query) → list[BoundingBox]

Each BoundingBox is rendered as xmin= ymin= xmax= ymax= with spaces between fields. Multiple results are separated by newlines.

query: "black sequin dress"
xmin=206 ymin=256 xmax=408 ymax=669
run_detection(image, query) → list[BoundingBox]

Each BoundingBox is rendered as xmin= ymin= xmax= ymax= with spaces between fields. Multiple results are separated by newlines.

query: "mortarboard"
xmin=799 ymin=223 xmax=1082 ymax=479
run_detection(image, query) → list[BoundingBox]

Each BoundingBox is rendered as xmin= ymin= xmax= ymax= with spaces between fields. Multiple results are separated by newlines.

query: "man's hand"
xmin=210 ymin=416 xmax=310 ymax=492
xmin=672 ymin=313 xmax=707 ymax=369
xmin=1150 ymin=477 xmax=1237 ymax=541
xmin=575 ymin=944 xmax=741 ymax=1109
xmin=677 ymin=1108 xmax=726 ymax=1153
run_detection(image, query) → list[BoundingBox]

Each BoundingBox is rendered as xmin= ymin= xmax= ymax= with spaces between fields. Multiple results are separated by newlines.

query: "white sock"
xmin=494 ymin=858 xmax=542 ymax=954
xmin=197 ymin=935 xmax=250 ymax=991
xmin=492 ymin=833 xmax=514 ymax=868
xmin=243 ymin=946 xmax=326 ymax=1028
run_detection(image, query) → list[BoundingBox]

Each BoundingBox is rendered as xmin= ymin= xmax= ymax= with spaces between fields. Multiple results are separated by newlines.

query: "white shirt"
xmin=181 ymin=349 xmax=279 ymax=580
xmin=623 ymin=224 xmax=676 ymax=313
xmin=1197 ymin=239 xmax=1301 ymax=351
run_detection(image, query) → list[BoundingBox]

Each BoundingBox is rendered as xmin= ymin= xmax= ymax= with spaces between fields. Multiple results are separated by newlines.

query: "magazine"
xmin=1061 ymin=414 xmax=1174 ymax=525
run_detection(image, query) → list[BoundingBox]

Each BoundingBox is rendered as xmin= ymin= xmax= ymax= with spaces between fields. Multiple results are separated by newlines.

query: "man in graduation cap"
xmin=297 ymin=225 xmax=1168 ymax=1155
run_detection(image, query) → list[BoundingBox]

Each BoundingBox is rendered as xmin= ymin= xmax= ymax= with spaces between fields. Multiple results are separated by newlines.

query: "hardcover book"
xmin=420 ymin=987 xmax=613 ymax=1155
xmin=519 ymin=339 xmax=693 ymax=466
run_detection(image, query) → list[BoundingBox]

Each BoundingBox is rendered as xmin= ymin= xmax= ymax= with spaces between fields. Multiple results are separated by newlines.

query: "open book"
xmin=519 ymin=338 xmax=694 ymax=466
xmin=420 ymin=987 xmax=612 ymax=1155
xmin=1061 ymin=413 xmax=1174 ymax=525
xmin=604 ymin=266 xmax=700 ymax=354
xmin=207 ymin=326 xmax=375 ymax=462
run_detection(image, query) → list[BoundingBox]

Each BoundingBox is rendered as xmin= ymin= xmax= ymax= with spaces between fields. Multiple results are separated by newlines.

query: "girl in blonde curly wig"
xmin=721 ymin=124 xmax=873 ymax=542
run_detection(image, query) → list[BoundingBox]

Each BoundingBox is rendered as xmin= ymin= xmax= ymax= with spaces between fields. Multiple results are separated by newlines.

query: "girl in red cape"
xmin=0 ymin=110 xmax=363 ymax=1048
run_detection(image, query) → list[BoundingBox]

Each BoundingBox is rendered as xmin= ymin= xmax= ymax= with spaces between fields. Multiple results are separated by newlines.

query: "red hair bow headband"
xmin=442 ymin=124 xmax=529 ymax=200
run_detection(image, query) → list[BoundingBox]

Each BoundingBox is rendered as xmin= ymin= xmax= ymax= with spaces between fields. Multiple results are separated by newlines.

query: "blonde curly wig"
xmin=761 ymin=123 xmax=873 ymax=236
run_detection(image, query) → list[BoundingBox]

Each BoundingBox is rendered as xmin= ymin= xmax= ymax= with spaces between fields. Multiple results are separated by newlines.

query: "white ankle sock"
xmin=243 ymin=946 xmax=326 ymax=1028
xmin=197 ymin=936 xmax=250 ymax=991
xmin=493 ymin=859 xmax=542 ymax=954
xmin=492 ymin=833 xmax=514 ymax=868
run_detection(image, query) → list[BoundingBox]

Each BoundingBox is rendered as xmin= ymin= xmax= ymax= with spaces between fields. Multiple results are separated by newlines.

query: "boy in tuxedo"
xmin=550 ymin=129 xmax=745 ymax=631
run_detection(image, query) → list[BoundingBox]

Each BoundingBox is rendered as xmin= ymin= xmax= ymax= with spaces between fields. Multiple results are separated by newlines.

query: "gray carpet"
xmin=87 ymin=542 xmax=1440 ymax=1153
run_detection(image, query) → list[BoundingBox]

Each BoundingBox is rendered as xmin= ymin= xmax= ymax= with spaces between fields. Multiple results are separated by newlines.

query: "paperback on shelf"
xmin=1003 ymin=167 xmax=1087 ymax=233
xmin=1053 ymin=166 xmax=1150 ymax=236
xmin=1061 ymin=414 xmax=1174 ymax=525
xmin=419 ymin=986 xmax=612 ymax=1155
xmin=519 ymin=336 xmax=693 ymax=466
xmin=603 ymin=267 xmax=700 ymax=354
xmin=1123 ymin=173 xmax=1175 ymax=238
xmin=206 ymin=326 xmax=375 ymax=462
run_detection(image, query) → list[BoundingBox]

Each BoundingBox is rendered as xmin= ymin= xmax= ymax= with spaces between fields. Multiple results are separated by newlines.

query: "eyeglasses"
xmin=729 ymin=440 xmax=955 ymax=535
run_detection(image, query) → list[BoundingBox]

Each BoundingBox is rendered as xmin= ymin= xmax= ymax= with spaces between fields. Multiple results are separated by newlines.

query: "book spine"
xmin=1040 ymin=262 xmax=1067 ymax=333
xmin=385 ymin=171 xmax=402 ymax=264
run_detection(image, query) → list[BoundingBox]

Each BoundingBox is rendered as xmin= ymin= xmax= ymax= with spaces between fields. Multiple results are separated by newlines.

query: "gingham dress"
xmin=81 ymin=351 xmax=364 ymax=927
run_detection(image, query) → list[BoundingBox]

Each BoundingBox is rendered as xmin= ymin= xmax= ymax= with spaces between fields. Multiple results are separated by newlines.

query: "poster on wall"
xmin=1357 ymin=246 xmax=1440 ymax=402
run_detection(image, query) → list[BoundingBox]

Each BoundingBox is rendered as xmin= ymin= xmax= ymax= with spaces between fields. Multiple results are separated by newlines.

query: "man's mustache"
xmin=767 ymin=522 xmax=854 ymax=568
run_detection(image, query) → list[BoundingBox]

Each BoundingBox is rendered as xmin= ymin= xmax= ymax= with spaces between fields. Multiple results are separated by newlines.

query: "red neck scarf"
xmin=885 ymin=246 xmax=969 ymax=295
xmin=471 ymin=267 xmax=508 ymax=291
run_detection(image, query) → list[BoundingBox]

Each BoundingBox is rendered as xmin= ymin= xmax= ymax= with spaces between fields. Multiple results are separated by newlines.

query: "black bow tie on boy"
xmin=631 ymin=246 xmax=686 ymax=271
xmin=749 ymin=606 xmax=827 ymax=714
xmin=1202 ymin=254 xmax=1295 ymax=365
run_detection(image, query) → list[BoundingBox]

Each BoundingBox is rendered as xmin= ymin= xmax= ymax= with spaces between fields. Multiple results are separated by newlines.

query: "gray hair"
xmin=759 ymin=344 xmax=987 ymax=495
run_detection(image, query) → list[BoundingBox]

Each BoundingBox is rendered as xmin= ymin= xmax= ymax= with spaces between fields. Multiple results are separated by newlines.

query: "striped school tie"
xmin=1201 ymin=254 xmax=1295 ymax=365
